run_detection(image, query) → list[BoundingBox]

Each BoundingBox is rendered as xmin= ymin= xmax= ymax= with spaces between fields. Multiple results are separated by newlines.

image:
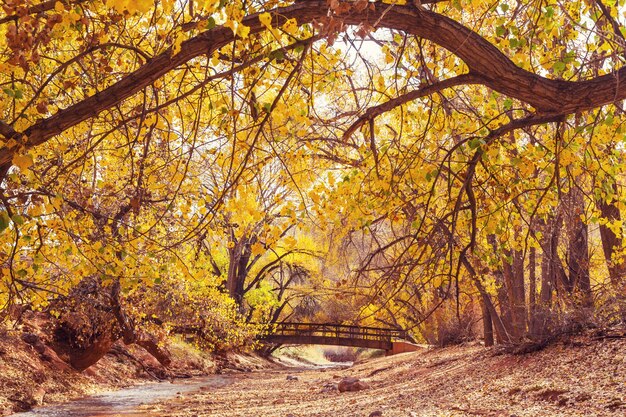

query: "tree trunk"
xmin=226 ymin=241 xmax=242 ymax=302
xmin=598 ymin=194 xmax=626 ymax=290
xmin=539 ymin=215 xmax=562 ymax=306
xmin=135 ymin=332 xmax=172 ymax=367
xmin=460 ymin=253 xmax=511 ymax=344
xmin=50 ymin=277 xmax=172 ymax=371
xmin=226 ymin=235 xmax=255 ymax=308
xmin=481 ymin=293 xmax=494 ymax=347
xmin=597 ymin=190 xmax=626 ymax=318
xmin=501 ymin=248 xmax=527 ymax=339
xmin=535 ymin=215 xmax=563 ymax=339
xmin=487 ymin=235 xmax=516 ymax=340
xmin=565 ymin=186 xmax=592 ymax=306
xmin=528 ymin=246 xmax=537 ymax=336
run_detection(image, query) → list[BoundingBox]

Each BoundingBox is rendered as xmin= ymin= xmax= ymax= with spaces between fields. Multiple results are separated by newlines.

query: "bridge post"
xmin=387 ymin=341 xmax=422 ymax=355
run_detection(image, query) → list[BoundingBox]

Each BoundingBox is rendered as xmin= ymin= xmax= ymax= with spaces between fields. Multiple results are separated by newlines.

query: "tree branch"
xmin=342 ymin=73 xmax=484 ymax=140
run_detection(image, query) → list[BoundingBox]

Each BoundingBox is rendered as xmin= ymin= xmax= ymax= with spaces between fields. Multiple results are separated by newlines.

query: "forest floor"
xmin=138 ymin=330 xmax=626 ymax=417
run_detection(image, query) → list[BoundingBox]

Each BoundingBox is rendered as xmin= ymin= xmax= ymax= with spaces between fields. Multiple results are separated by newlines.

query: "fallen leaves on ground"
xmin=141 ymin=335 xmax=626 ymax=417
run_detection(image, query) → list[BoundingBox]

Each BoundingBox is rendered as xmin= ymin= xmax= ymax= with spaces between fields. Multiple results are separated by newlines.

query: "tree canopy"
xmin=2 ymin=0 xmax=626 ymax=355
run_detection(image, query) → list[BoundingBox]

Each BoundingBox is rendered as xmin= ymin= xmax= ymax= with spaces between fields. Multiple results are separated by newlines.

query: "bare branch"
xmin=342 ymin=73 xmax=484 ymax=140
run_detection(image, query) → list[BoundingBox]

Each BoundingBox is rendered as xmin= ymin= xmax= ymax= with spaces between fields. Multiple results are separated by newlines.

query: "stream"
xmin=12 ymin=375 xmax=232 ymax=417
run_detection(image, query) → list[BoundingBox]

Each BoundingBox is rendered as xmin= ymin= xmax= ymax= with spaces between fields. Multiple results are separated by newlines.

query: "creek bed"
xmin=13 ymin=375 xmax=231 ymax=417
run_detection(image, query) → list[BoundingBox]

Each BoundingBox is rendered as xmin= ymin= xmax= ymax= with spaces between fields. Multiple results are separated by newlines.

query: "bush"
xmin=436 ymin=308 xmax=476 ymax=347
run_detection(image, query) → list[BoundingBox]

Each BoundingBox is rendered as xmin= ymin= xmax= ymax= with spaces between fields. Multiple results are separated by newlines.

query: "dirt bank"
xmin=139 ymin=331 xmax=626 ymax=416
xmin=0 ymin=323 xmax=272 ymax=416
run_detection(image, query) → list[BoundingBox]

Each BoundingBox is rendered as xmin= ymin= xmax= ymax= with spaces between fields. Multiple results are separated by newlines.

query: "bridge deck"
xmin=261 ymin=322 xmax=408 ymax=351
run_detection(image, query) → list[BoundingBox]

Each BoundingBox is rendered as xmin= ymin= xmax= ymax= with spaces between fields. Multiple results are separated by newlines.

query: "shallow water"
xmin=13 ymin=376 xmax=231 ymax=417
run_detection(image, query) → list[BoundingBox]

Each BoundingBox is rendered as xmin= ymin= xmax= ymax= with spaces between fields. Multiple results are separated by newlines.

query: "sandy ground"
xmin=139 ymin=335 xmax=626 ymax=417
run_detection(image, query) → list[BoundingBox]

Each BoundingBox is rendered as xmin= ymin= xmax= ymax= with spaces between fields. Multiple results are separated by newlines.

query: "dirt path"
xmin=138 ymin=336 xmax=626 ymax=417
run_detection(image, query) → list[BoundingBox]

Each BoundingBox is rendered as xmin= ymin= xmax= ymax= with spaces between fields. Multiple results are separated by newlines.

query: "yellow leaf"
xmin=238 ymin=24 xmax=250 ymax=38
xmin=251 ymin=242 xmax=265 ymax=256
xmin=284 ymin=236 xmax=297 ymax=249
xmin=4 ymin=139 xmax=18 ymax=149
xmin=54 ymin=1 xmax=65 ymax=13
xmin=13 ymin=153 xmax=33 ymax=172
xmin=172 ymin=32 xmax=185 ymax=55
xmin=259 ymin=12 xmax=272 ymax=29
xmin=375 ymin=74 xmax=386 ymax=90
xmin=283 ymin=18 xmax=298 ymax=35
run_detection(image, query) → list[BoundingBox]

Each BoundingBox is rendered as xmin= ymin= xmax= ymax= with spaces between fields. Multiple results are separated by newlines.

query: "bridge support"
xmin=386 ymin=341 xmax=422 ymax=356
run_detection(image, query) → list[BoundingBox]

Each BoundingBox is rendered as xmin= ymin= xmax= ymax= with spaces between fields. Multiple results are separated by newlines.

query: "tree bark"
xmin=226 ymin=236 xmax=254 ymax=307
xmin=597 ymin=189 xmax=626 ymax=318
xmin=597 ymin=192 xmax=626 ymax=292
xmin=536 ymin=215 xmax=562 ymax=339
xmin=487 ymin=235 xmax=517 ymax=340
xmin=497 ymin=248 xmax=526 ymax=340
xmin=460 ymin=252 xmax=511 ymax=344
xmin=512 ymin=249 xmax=527 ymax=336
xmin=528 ymin=246 xmax=537 ymax=336
xmin=564 ymin=186 xmax=592 ymax=306
xmin=481 ymin=293 xmax=494 ymax=347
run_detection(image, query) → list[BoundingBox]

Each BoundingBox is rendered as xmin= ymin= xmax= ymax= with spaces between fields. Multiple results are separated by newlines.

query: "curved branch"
xmin=14 ymin=42 xmax=152 ymax=124
xmin=0 ymin=0 xmax=89 ymax=25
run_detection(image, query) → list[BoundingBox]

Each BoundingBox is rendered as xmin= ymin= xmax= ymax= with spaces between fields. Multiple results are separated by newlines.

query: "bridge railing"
xmin=266 ymin=322 xmax=408 ymax=342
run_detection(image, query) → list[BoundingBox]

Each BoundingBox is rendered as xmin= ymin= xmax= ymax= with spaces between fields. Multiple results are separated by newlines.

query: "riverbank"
xmin=138 ymin=330 xmax=626 ymax=416
xmin=0 ymin=323 xmax=272 ymax=416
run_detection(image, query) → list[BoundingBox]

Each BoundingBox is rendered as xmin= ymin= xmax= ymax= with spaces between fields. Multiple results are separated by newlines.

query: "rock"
xmin=33 ymin=342 xmax=46 ymax=354
xmin=575 ymin=393 xmax=592 ymax=402
xmin=21 ymin=332 xmax=40 ymax=345
xmin=320 ymin=382 xmax=337 ymax=393
xmin=32 ymin=388 xmax=46 ymax=405
xmin=21 ymin=332 xmax=49 ymax=357
xmin=41 ymin=347 xmax=72 ymax=372
xmin=369 ymin=411 xmax=383 ymax=417
xmin=32 ymin=370 xmax=47 ymax=384
xmin=286 ymin=375 xmax=299 ymax=381
xmin=606 ymin=398 xmax=625 ymax=410
xmin=337 ymin=377 xmax=370 ymax=392
xmin=9 ymin=391 xmax=37 ymax=412
xmin=273 ymin=398 xmax=286 ymax=405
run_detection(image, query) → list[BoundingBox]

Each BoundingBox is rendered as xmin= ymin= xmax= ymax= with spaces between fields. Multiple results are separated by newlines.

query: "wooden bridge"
xmin=261 ymin=322 xmax=417 ymax=353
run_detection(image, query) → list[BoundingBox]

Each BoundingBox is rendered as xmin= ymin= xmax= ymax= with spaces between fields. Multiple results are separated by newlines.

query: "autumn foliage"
xmin=1 ymin=0 xmax=626 ymax=366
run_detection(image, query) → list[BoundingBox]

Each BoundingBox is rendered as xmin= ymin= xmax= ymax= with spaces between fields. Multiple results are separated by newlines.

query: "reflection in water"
xmin=13 ymin=376 xmax=231 ymax=417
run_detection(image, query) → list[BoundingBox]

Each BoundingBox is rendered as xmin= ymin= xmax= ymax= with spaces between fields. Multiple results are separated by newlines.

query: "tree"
xmin=2 ymin=0 xmax=626 ymax=358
